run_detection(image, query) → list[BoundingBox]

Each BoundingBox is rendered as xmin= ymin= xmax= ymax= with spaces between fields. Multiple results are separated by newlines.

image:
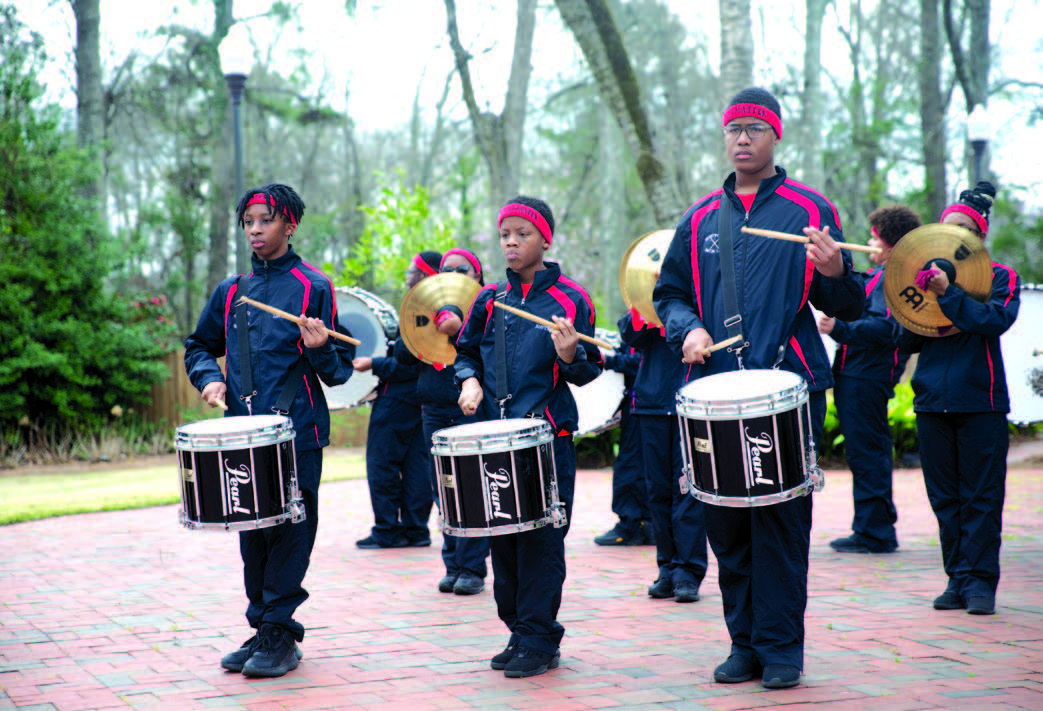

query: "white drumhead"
xmin=679 ymin=369 xmax=804 ymax=403
xmin=442 ymin=418 xmax=548 ymax=438
xmin=322 ymin=287 xmax=398 ymax=410
xmin=1003 ymin=284 xmax=1043 ymax=424
xmin=177 ymin=415 xmax=288 ymax=435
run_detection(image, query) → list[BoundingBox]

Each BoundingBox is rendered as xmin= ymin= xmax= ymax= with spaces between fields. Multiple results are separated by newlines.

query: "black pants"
xmin=609 ymin=400 xmax=651 ymax=534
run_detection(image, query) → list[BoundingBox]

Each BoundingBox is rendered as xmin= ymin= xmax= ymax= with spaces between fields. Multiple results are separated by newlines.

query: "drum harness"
xmin=235 ymin=275 xmax=311 ymax=417
xmin=494 ymin=286 xmax=512 ymax=419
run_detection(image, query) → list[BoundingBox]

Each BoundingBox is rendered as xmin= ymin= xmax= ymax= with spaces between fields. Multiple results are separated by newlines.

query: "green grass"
xmin=0 ymin=451 xmax=366 ymax=526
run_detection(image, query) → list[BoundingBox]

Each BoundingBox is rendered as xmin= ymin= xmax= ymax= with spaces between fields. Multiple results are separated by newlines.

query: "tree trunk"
xmin=554 ymin=0 xmax=684 ymax=227
xmin=800 ymin=0 xmax=827 ymax=188
xmin=921 ymin=0 xmax=947 ymax=217
xmin=719 ymin=0 xmax=753 ymax=100
xmin=206 ymin=0 xmax=234 ymax=291
xmin=72 ymin=0 xmax=104 ymax=211
xmin=944 ymin=0 xmax=991 ymax=186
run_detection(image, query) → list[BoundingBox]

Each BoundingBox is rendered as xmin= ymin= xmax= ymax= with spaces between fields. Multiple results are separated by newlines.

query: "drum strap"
xmin=272 ymin=358 xmax=309 ymax=415
xmin=494 ymin=286 xmax=511 ymax=419
xmin=235 ymin=276 xmax=256 ymax=412
xmin=717 ymin=194 xmax=748 ymax=365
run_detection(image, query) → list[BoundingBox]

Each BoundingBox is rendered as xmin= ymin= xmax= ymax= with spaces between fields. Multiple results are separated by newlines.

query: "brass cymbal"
xmin=883 ymin=223 xmax=992 ymax=337
xmin=399 ymin=272 xmax=482 ymax=365
xmin=619 ymin=229 xmax=674 ymax=327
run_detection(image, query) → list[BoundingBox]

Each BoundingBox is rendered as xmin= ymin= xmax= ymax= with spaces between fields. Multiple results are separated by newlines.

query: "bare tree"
xmin=800 ymin=0 xmax=828 ymax=188
xmin=554 ymin=0 xmax=684 ymax=226
xmin=921 ymin=0 xmax=948 ymax=217
xmin=71 ymin=0 xmax=104 ymax=210
xmin=943 ymin=0 xmax=990 ymax=186
xmin=719 ymin=0 xmax=753 ymax=100
xmin=444 ymin=0 xmax=536 ymax=205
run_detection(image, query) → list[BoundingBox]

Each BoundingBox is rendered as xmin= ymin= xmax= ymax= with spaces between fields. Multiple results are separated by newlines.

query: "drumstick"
xmin=236 ymin=296 xmax=362 ymax=346
xmin=741 ymin=226 xmax=882 ymax=255
xmin=701 ymin=334 xmax=743 ymax=356
xmin=213 ymin=398 xmax=228 ymax=411
xmin=493 ymin=301 xmax=616 ymax=350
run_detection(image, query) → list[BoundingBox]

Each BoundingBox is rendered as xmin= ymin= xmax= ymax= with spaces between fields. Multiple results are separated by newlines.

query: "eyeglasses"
xmin=440 ymin=265 xmax=473 ymax=274
xmin=723 ymin=123 xmax=771 ymax=141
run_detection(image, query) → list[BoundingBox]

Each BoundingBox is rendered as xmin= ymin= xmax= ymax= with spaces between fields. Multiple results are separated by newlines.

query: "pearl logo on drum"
xmin=483 ymin=464 xmax=515 ymax=520
xmin=743 ymin=428 xmax=776 ymax=487
xmin=224 ymin=459 xmax=254 ymax=515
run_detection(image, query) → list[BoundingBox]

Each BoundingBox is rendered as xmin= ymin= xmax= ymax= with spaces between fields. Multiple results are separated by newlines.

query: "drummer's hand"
xmin=816 ymin=312 xmax=835 ymax=335
xmin=436 ymin=313 xmax=463 ymax=337
xmin=804 ymin=226 xmax=845 ymax=278
xmin=681 ymin=328 xmax=714 ymax=364
xmin=201 ymin=381 xmax=228 ymax=409
xmin=551 ymin=315 xmax=579 ymax=364
xmin=299 ymin=315 xmax=329 ymax=348
xmin=353 ymin=357 xmax=373 ymax=372
xmin=924 ymin=262 xmax=949 ymax=295
xmin=459 ymin=377 xmax=483 ymax=416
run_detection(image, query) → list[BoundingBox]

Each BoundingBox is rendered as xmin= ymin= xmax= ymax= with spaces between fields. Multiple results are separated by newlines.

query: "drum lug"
xmin=288 ymin=499 xmax=307 ymax=524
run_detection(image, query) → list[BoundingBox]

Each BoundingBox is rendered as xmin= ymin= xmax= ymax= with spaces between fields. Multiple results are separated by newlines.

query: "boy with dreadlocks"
xmin=185 ymin=183 xmax=354 ymax=678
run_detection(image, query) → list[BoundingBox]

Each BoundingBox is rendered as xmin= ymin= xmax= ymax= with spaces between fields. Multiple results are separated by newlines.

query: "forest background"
xmin=2 ymin=0 xmax=1041 ymax=455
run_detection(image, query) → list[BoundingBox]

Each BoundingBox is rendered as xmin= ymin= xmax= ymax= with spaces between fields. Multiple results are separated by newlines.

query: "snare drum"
xmin=175 ymin=415 xmax=304 ymax=531
xmin=322 ymin=287 xmax=399 ymax=410
xmin=431 ymin=418 xmax=566 ymax=536
xmin=569 ymin=328 xmax=625 ymax=436
xmin=676 ymin=370 xmax=820 ymax=507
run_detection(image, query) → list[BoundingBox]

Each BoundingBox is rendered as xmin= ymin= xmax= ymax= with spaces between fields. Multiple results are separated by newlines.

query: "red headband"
xmin=411 ymin=253 xmax=438 ymax=277
xmin=440 ymin=248 xmax=482 ymax=277
xmin=722 ymin=103 xmax=783 ymax=140
xmin=940 ymin=204 xmax=988 ymax=237
xmin=245 ymin=192 xmax=297 ymax=226
xmin=498 ymin=203 xmax=553 ymax=245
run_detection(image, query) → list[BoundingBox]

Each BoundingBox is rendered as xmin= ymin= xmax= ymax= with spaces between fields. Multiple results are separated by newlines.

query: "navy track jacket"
xmin=453 ymin=263 xmax=603 ymax=435
xmin=184 ymin=247 xmax=354 ymax=451
xmin=653 ymin=168 xmax=865 ymax=392
xmin=829 ymin=265 xmax=911 ymax=385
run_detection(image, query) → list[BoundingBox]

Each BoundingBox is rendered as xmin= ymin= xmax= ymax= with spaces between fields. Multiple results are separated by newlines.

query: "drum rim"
xmin=430 ymin=418 xmax=553 ymax=455
xmin=676 ymin=374 xmax=809 ymax=419
xmin=175 ymin=416 xmax=295 ymax=450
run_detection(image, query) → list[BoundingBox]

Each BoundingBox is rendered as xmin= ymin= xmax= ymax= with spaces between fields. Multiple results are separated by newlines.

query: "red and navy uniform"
xmin=184 ymin=247 xmax=354 ymax=642
xmin=828 ymin=265 xmax=911 ymax=551
xmin=653 ymin=168 xmax=864 ymax=670
xmin=393 ymin=338 xmax=488 ymax=580
xmin=601 ymin=335 xmax=648 ymax=537
xmin=897 ymin=263 xmax=1020 ymax=601
xmin=454 ymin=262 xmax=602 ymax=657
xmin=620 ymin=309 xmax=707 ymax=588
xmin=363 ymin=348 xmax=430 ymax=546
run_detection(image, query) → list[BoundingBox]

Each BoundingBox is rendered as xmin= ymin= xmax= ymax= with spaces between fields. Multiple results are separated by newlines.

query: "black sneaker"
xmin=356 ymin=535 xmax=408 ymax=549
xmin=933 ymin=590 xmax=965 ymax=610
xmin=503 ymin=646 xmax=560 ymax=678
xmin=648 ymin=576 xmax=674 ymax=599
xmin=490 ymin=638 xmax=518 ymax=670
xmin=241 ymin=623 xmax=301 ymax=678
xmin=453 ymin=572 xmax=484 ymax=595
xmin=410 ymin=537 xmax=432 ymax=547
xmin=593 ymin=523 xmax=641 ymax=546
xmin=761 ymin=663 xmax=801 ymax=689
xmin=713 ymin=654 xmax=760 ymax=683
xmin=220 ymin=634 xmax=258 ymax=672
xmin=437 ymin=574 xmax=458 ymax=593
xmin=966 ymin=594 xmax=996 ymax=615
xmin=674 ymin=581 xmax=700 ymax=603
xmin=829 ymin=534 xmax=897 ymax=554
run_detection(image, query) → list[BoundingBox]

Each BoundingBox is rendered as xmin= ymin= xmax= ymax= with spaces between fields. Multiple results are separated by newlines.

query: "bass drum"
xmin=322 ymin=287 xmax=399 ymax=410
xmin=569 ymin=328 xmax=625 ymax=436
xmin=1003 ymin=284 xmax=1043 ymax=425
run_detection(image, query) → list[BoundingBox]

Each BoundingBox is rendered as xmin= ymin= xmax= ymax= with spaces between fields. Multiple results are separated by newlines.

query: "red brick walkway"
xmin=1 ymin=462 xmax=1041 ymax=710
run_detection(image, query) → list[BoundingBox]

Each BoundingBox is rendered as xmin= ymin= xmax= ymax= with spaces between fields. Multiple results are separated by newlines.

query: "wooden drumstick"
xmin=213 ymin=397 xmax=228 ymax=411
xmin=236 ymin=296 xmax=362 ymax=346
xmin=701 ymin=334 xmax=743 ymax=356
xmin=493 ymin=301 xmax=616 ymax=350
xmin=741 ymin=226 xmax=882 ymax=255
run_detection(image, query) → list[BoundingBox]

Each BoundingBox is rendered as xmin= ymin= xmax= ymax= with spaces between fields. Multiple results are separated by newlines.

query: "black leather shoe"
xmin=762 ymin=663 xmax=801 ymax=689
xmin=241 ymin=624 xmax=301 ymax=678
xmin=933 ymin=590 xmax=965 ymax=610
xmin=674 ymin=582 xmax=700 ymax=603
xmin=503 ymin=646 xmax=560 ymax=678
xmin=490 ymin=638 xmax=518 ymax=670
xmin=713 ymin=654 xmax=759 ymax=683
xmin=967 ymin=594 xmax=996 ymax=615
xmin=437 ymin=574 xmax=458 ymax=593
xmin=648 ymin=576 xmax=674 ymax=599
xmin=453 ymin=572 xmax=484 ymax=595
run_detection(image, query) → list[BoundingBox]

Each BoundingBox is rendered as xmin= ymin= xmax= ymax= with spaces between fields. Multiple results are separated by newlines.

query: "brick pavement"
xmin=1 ymin=459 xmax=1041 ymax=710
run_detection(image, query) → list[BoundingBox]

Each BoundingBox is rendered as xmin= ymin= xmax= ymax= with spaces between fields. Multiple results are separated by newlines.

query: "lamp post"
xmin=219 ymin=23 xmax=251 ymax=275
xmin=967 ymin=104 xmax=990 ymax=186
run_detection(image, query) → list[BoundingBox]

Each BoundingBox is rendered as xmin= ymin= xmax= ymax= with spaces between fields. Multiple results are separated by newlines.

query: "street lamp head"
xmin=967 ymin=104 xmax=991 ymax=143
xmin=218 ymin=21 xmax=252 ymax=80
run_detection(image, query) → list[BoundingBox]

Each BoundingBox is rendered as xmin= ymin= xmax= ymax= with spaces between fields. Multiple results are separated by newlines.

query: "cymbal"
xmin=619 ymin=229 xmax=673 ymax=327
xmin=883 ymin=223 xmax=992 ymax=337
xmin=399 ymin=272 xmax=482 ymax=365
